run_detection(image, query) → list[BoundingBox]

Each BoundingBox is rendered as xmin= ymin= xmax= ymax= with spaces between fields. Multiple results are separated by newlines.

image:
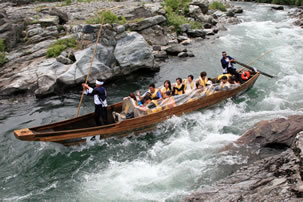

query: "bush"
xmin=0 ymin=52 xmax=8 ymax=67
xmin=166 ymin=8 xmax=202 ymax=32
xmin=209 ymin=1 xmax=227 ymax=12
xmin=0 ymin=39 xmax=5 ymax=52
xmin=46 ymin=37 xmax=77 ymax=58
xmin=86 ymin=10 xmax=127 ymax=25
xmin=162 ymin=0 xmax=191 ymax=15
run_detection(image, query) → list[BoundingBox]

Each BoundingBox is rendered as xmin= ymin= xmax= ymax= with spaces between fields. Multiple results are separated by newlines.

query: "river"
xmin=1 ymin=2 xmax=303 ymax=201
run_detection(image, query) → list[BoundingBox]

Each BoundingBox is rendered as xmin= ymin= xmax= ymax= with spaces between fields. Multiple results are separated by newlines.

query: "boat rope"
xmin=75 ymin=17 xmax=105 ymax=117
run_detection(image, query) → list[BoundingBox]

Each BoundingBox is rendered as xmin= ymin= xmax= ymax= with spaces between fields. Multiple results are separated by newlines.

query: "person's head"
xmin=200 ymin=71 xmax=207 ymax=79
xmin=229 ymin=76 xmax=236 ymax=84
xmin=176 ymin=77 xmax=182 ymax=85
xmin=164 ymin=80 xmax=171 ymax=90
xmin=149 ymin=83 xmax=156 ymax=92
xmin=188 ymin=75 xmax=194 ymax=82
xmin=95 ymin=79 xmax=104 ymax=87
xmin=129 ymin=92 xmax=137 ymax=101
xmin=222 ymin=51 xmax=227 ymax=58
xmin=143 ymin=95 xmax=152 ymax=105
xmin=221 ymin=76 xmax=228 ymax=83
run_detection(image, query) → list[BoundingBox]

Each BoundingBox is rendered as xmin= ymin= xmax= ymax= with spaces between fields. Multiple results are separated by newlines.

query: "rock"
xmin=153 ymin=50 xmax=168 ymax=59
xmin=204 ymin=23 xmax=212 ymax=29
xmin=181 ymin=39 xmax=192 ymax=46
xmin=180 ymin=23 xmax=191 ymax=33
xmin=152 ymin=45 xmax=161 ymax=51
xmin=167 ymin=39 xmax=178 ymax=45
xmin=271 ymin=6 xmax=284 ymax=10
xmin=58 ymin=44 xmax=116 ymax=85
xmin=114 ymin=32 xmax=155 ymax=73
xmin=184 ymin=116 xmax=303 ymax=201
xmin=216 ymin=23 xmax=227 ymax=31
xmin=125 ymin=6 xmax=153 ymax=20
xmin=140 ymin=25 xmax=168 ymax=46
xmin=38 ymin=16 xmax=59 ymax=26
xmin=177 ymin=35 xmax=189 ymax=42
xmin=213 ymin=10 xmax=225 ymax=18
xmin=178 ymin=52 xmax=188 ymax=57
xmin=116 ymin=25 xmax=125 ymax=34
xmin=187 ymin=51 xmax=195 ymax=57
xmin=235 ymin=115 xmax=303 ymax=148
xmin=226 ymin=9 xmax=235 ymax=17
xmin=190 ymin=0 xmax=209 ymax=15
xmin=56 ymin=55 xmax=73 ymax=65
xmin=204 ymin=28 xmax=216 ymax=35
xmin=189 ymin=5 xmax=202 ymax=18
xmin=82 ymin=24 xmax=97 ymax=34
xmin=129 ymin=15 xmax=166 ymax=31
xmin=233 ymin=7 xmax=244 ymax=14
xmin=187 ymin=29 xmax=206 ymax=38
xmin=49 ymin=7 xmax=69 ymax=24
xmin=164 ymin=44 xmax=187 ymax=55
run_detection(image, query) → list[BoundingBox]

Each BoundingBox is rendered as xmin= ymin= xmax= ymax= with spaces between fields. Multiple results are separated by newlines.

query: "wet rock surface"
xmin=184 ymin=115 xmax=303 ymax=201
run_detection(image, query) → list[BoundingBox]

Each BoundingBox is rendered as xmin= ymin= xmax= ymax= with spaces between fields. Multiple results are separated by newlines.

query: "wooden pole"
xmin=247 ymin=49 xmax=272 ymax=66
xmin=234 ymin=60 xmax=275 ymax=78
xmin=75 ymin=18 xmax=104 ymax=117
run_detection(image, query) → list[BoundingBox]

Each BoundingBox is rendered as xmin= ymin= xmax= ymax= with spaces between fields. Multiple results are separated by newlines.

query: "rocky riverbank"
xmin=184 ymin=115 xmax=303 ymax=201
xmin=0 ymin=0 xmax=243 ymax=98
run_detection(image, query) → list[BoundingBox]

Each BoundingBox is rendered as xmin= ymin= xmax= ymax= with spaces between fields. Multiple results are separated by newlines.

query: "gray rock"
xmin=177 ymin=35 xmax=189 ymax=42
xmin=180 ymin=23 xmax=191 ymax=33
xmin=140 ymin=25 xmax=168 ymax=46
xmin=226 ymin=9 xmax=235 ymax=17
xmin=181 ymin=39 xmax=192 ymax=46
xmin=213 ymin=10 xmax=225 ymax=18
xmin=178 ymin=52 xmax=188 ymax=57
xmin=190 ymin=0 xmax=209 ymax=14
xmin=152 ymin=45 xmax=161 ymax=51
xmin=187 ymin=29 xmax=206 ymax=38
xmin=271 ymin=6 xmax=284 ymax=10
xmin=116 ymin=25 xmax=125 ymax=34
xmin=56 ymin=55 xmax=73 ymax=65
xmin=38 ymin=16 xmax=59 ymax=26
xmin=187 ymin=51 xmax=195 ymax=57
xmin=164 ymin=44 xmax=187 ymax=55
xmin=204 ymin=28 xmax=215 ymax=35
xmin=153 ymin=50 xmax=168 ymax=59
xmin=58 ymin=44 xmax=116 ymax=85
xmin=49 ymin=7 xmax=69 ymax=24
xmin=129 ymin=15 xmax=166 ymax=31
xmin=114 ymin=32 xmax=155 ymax=73
xmin=27 ymin=27 xmax=43 ymax=37
xmin=233 ymin=7 xmax=244 ymax=14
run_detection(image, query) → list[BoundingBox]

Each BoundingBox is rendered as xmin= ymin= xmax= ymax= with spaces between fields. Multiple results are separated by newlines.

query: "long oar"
xmin=75 ymin=17 xmax=104 ymax=117
xmin=234 ymin=60 xmax=275 ymax=78
xmin=247 ymin=49 xmax=272 ymax=66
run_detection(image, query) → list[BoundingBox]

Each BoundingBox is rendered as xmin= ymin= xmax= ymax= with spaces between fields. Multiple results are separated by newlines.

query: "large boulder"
xmin=58 ymin=44 xmax=116 ymax=85
xmin=129 ymin=15 xmax=166 ymax=31
xmin=164 ymin=44 xmax=187 ymax=55
xmin=114 ymin=32 xmax=155 ymax=73
xmin=190 ymin=0 xmax=209 ymax=15
xmin=187 ymin=29 xmax=206 ymax=38
xmin=140 ymin=25 xmax=168 ymax=46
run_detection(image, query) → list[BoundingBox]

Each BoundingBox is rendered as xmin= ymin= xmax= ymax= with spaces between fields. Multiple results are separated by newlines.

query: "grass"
xmin=0 ymin=39 xmax=7 ymax=67
xmin=46 ymin=37 xmax=77 ymax=58
xmin=166 ymin=7 xmax=202 ymax=32
xmin=86 ymin=10 xmax=127 ymax=24
xmin=209 ymin=1 xmax=227 ymax=12
xmin=161 ymin=0 xmax=191 ymax=15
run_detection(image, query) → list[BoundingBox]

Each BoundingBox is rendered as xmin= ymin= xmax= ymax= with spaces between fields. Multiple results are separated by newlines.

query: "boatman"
xmin=220 ymin=51 xmax=242 ymax=83
xmin=82 ymin=80 xmax=108 ymax=139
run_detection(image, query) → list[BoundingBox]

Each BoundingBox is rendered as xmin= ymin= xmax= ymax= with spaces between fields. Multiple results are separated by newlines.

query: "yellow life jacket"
xmin=198 ymin=76 xmax=208 ymax=87
xmin=184 ymin=79 xmax=194 ymax=90
xmin=221 ymin=82 xmax=230 ymax=89
xmin=161 ymin=87 xmax=170 ymax=94
xmin=174 ymin=83 xmax=184 ymax=95
xmin=148 ymin=89 xmax=160 ymax=99
xmin=217 ymin=74 xmax=232 ymax=81
xmin=147 ymin=100 xmax=162 ymax=114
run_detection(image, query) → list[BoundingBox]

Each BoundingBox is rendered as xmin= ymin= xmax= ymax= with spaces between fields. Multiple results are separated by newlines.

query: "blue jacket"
xmin=221 ymin=56 xmax=234 ymax=69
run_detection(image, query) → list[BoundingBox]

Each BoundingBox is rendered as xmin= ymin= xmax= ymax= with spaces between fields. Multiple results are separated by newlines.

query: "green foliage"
xmin=0 ymin=52 xmax=8 ymax=67
xmin=46 ymin=38 xmax=77 ymax=58
xmin=209 ymin=1 xmax=227 ymax=11
xmin=0 ymin=39 xmax=5 ymax=52
xmin=162 ymin=0 xmax=191 ymax=15
xmin=166 ymin=8 xmax=202 ymax=32
xmin=86 ymin=10 xmax=127 ymax=25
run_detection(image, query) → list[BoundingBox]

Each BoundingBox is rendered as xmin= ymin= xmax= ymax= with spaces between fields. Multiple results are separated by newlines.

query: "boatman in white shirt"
xmin=82 ymin=79 xmax=108 ymax=129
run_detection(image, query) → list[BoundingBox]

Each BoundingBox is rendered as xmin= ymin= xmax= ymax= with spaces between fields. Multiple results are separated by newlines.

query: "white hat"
xmin=96 ymin=80 xmax=104 ymax=85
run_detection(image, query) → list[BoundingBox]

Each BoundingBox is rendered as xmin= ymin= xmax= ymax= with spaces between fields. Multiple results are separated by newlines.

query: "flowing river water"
xmin=1 ymin=3 xmax=303 ymax=201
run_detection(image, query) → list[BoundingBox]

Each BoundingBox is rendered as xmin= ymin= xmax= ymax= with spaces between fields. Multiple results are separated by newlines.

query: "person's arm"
xmin=82 ymin=83 xmax=93 ymax=95
xmin=157 ymin=91 xmax=162 ymax=99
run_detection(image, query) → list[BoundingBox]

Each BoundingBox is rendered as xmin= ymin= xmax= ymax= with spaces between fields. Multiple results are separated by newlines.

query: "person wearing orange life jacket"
xmin=183 ymin=75 xmax=196 ymax=94
xmin=172 ymin=77 xmax=185 ymax=95
xmin=137 ymin=83 xmax=162 ymax=101
xmin=196 ymin=71 xmax=209 ymax=89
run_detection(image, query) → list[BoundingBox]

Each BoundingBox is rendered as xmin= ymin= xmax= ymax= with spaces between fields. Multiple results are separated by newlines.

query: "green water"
xmin=1 ymin=3 xmax=303 ymax=201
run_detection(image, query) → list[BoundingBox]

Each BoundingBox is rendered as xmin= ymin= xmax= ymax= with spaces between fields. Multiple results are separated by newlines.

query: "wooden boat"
xmin=14 ymin=71 xmax=260 ymax=146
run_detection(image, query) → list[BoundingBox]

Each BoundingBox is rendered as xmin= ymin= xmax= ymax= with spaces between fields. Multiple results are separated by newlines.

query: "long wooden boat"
xmin=14 ymin=71 xmax=260 ymax=146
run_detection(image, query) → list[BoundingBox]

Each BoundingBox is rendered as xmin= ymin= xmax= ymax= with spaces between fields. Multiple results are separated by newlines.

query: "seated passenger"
xmin=229 ymin=76 xmax=240 ymax=88
xmin=161 ymin=91 xmax=176 ymax=109
xmin=137 ymin=83 xmax=162 ymax=101
xmin=196 ymin=71 xmax=208 ymax=89
xmin=173 ymin=78 xmax=185 ymax=95
xmin=160 ymin=80 xmax=172 ymax=97
xmin=216 ymin=76 xmax=230 ymax=91
xmin=123 ymin=92 xmax=139 ymax=106
xmin=135 ymin=95 xmax=159 ymax=113
xmin=183 ymin=75 xmax=196 ymax=94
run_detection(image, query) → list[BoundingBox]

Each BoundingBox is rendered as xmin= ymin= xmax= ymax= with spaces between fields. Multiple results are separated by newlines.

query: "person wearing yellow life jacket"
xmin=135 ymin=95 xmax=160 ymax=114
xmin=172 ymin=78 xmax=185 ymax=95
xmin=196 ymin=71 xmax=208 ymax=89
xmin=160 ymin=80 xmax=172 ymax=97
xmin=215 ymin=76 xmax=230 ymax=91
xmin=137 ymin=83 xmax=162 ymax=101
xmin=184 ymin=75 xmax=196 ymax=94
